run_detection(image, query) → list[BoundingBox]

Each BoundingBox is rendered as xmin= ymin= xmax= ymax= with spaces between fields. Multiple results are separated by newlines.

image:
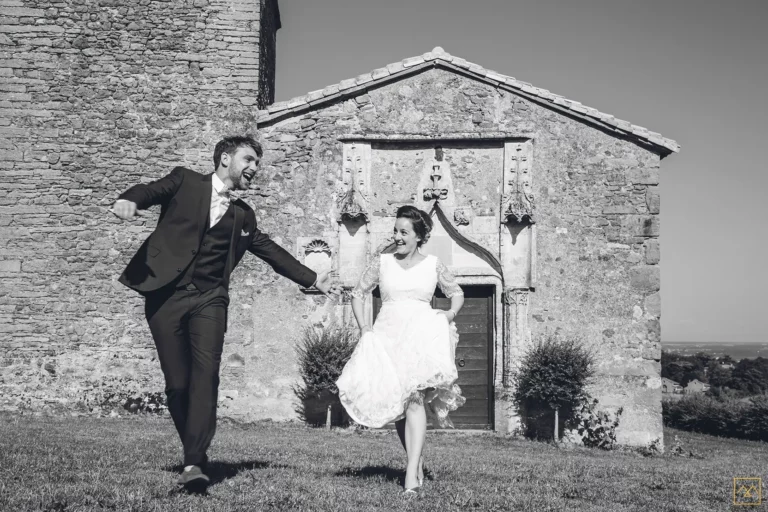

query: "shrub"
xmin=663 ymin=393 xmax=768 ymax=442
xmin=512 ymin=336 xmax=596 ymax=441
xmin=122 ymin=391 xmax=167 ymax=414
xmin=569 ymin=398 xmax=623 ymax=450
xmin=76 ymin=376 xmax=166 ymax=416
xmin=293 ymin=323 xmax=358 ymax=427
xmin=738 ymin=394 xmax=768 ymax=441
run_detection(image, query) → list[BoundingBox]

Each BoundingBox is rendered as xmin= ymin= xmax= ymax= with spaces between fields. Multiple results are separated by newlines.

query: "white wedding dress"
xmin=337 ymin=253 xmax=466 ymax=428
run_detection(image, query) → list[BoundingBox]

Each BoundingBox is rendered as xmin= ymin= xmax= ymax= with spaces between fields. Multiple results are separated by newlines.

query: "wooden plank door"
xmin=433 ymin=285 xmax=494 ymax=429
xmin=372 ymin=285 xmax=494 ymax=429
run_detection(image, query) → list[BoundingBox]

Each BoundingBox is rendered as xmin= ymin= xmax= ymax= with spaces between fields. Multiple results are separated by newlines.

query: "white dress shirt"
xmin=210 ymin=173 xmax=232 ymax=228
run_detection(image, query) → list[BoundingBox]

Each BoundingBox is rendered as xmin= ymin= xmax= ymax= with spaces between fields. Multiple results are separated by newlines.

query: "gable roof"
xmin=257 ymin=47 xmax=680 ymax=156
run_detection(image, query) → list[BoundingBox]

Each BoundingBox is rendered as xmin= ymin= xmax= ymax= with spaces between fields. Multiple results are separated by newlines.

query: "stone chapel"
xmin=0 ymin=0 xmax=678 ymax=447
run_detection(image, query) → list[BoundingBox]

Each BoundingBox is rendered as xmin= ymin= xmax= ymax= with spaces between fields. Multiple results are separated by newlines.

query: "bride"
xmin=336 ymin=205 xmax=466 ymax=494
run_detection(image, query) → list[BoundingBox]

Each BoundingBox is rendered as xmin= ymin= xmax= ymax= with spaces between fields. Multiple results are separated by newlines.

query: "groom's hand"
xmin=111 ymin=199 xmax=140 ymax=221
xmin=314 ymin=270 xmax=341 ymax=299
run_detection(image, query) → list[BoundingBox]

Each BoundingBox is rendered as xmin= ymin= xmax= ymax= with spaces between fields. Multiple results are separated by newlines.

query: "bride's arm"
xmin=436 ymin=258 xmax=464 ymax=322
xmin=351 ymin=297 xmax=370 ymax=332
xmin=349 ymin=255 xmax=380 ymax=333
xmin=444 ymin=294 xmax=465 ymax=322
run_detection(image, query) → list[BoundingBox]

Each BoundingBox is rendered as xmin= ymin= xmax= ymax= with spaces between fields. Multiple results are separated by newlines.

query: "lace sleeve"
xmin=350 ymin=256 xmax=380 ymax=299
xmin=436 ymin=258 xmax=463 ymax=298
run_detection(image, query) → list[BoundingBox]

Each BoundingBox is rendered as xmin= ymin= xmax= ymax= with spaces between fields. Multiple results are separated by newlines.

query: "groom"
xmin=113 ymin=135 xmax=336 ymax=492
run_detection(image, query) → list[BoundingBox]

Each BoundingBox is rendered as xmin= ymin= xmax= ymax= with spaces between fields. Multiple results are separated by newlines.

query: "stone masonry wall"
xmin=252 ymin=67 xmax=663 ymax=443
xmin=0 ymin=0 xmax=272 ymax=412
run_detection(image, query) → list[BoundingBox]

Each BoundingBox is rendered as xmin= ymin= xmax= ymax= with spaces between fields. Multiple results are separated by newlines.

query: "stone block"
xmin=603 ymin=205 xmax=635 ymax=214
xmin=604 ymin=157 xmax=639 ymax=170
xmin=645 ymin=239 xmax=660 ymax=264
xmin=646 ymin=187 xmax=660 ymax=214
xmin=622 ymin=215 xmax=660 ymax=238
xmin=599 ymin=359 xmax=658 ymax=377
xmin=630 ymin=266 xmax=660 ymax=292
xmin=644 ymin=292 xmax=661 ymax=318
xmin=0 ymin=260 xmax=21 ymax=272
xmin=626 ymin=168 xmax=659 ymax=185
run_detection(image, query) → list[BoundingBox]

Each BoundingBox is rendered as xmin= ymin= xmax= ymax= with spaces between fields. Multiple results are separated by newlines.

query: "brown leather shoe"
xmin=177 ymin=465 xmax=210 ymax=493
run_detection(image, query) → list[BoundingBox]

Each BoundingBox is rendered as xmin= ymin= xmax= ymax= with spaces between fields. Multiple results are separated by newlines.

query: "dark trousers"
xmin=144 ymin=283 xmax=229 ymax=467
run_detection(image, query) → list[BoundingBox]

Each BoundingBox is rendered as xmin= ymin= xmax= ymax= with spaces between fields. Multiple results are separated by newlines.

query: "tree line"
xmin=661 ymin=351 xmax=768 ymax=396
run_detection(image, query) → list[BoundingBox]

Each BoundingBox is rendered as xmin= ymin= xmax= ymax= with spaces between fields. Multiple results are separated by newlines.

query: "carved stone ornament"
xmin=501 ymin=141 xmax=535 ymax=224
xmin=303 ymin=239 xmax=332 ymax=257
xmin=453 ymin=209 xmax=470 ymax=226
xmin=297 ymin=238 xmax=334 ymax=292
xmin=336 ymin=143 xmax=371 ymax=223
xmin=502 ymin=287 xmax=531 ymax=388
xmin=423 ymin=146 xmax=449 ymax=201
xmin=503 ymin=287 xmax=529 ymax=306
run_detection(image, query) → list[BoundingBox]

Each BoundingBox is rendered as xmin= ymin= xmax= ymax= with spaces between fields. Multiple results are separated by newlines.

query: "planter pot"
xmin=301 ymin=389 xmax=350 ymax=427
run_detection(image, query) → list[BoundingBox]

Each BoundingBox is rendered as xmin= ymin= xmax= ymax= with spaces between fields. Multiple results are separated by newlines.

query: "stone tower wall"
xmin=0 ymin=0 xmax=275 ymax=411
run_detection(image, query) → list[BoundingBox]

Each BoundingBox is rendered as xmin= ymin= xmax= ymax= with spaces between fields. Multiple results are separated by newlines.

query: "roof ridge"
xmin=258 ymin=46 xmax=680 ymax=154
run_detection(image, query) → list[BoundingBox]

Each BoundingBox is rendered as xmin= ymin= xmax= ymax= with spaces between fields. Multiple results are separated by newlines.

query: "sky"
xmin=273 ymin=0 xmax=768 ymax=344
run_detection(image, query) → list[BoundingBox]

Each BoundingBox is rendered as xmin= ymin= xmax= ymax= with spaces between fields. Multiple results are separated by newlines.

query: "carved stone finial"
xmin=337 ymin=144 xmax=370 ymax=223
xmin=423 ymin=163 xmax=448 ymax=201
xmin=337 ymin=181 xmax=369 ymax=223
xmin=502 ymin=191 xmax=535 ymax=224
xmin=501 ymin=141 xmax=535 ymax=224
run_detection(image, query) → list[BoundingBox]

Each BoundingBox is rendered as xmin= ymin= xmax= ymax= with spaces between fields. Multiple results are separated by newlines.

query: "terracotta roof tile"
xmin=403 ymin=56 xmax=426 ymax=68
xmin=338 ymin=78 xmax=357 ymax=91
xmin=258 ymin=46 xmax=679 ymax=153
xmin=371 ymin=67 xmax=390 ymax=80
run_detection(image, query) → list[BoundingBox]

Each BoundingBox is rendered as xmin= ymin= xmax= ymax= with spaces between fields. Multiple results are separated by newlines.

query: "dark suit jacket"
xmin=117 ymin=167 xmax=317 ymax=294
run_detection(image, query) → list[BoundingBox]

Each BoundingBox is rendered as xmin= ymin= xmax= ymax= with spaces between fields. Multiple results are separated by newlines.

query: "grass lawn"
xmin=0 ymin=413 xmax=765 ymax=511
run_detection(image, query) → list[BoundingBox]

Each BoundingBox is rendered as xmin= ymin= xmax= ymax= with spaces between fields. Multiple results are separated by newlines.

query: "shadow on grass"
xmin=337 ymin=465 xmax=428 ymax=487
xmin=165 ymin=460 xmax=272 ymax=485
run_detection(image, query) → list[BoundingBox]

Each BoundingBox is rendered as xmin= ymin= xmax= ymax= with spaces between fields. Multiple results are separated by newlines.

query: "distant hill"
xmin=663 ymin=342 xmax=768 ymax=360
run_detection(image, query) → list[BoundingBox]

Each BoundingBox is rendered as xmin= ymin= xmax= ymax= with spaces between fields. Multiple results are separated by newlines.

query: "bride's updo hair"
xmin=396 ymin=205 xmax=433 ymax=247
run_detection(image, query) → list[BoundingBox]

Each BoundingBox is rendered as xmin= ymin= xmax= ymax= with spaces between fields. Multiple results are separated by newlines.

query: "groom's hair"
xmin=213 ymin=135 xmax=263 ymax=169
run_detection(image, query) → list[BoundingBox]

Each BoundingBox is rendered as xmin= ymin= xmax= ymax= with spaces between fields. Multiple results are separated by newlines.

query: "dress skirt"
xmin=337 ymin=300 xmax=466 ymax=428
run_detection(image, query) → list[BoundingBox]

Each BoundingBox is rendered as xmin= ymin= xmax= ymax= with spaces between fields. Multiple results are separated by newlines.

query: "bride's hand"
xmin=361 ymin=326 xmax=373 ymax=336
xmin=437 ymin=310 xmax=456 ymax=322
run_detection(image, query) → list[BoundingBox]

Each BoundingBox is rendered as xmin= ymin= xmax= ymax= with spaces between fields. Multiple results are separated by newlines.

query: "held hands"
xmin=361 ymin=325 xmax=373 ymax=336
xmin=314 ymin=270 xmax=342 ymax=299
